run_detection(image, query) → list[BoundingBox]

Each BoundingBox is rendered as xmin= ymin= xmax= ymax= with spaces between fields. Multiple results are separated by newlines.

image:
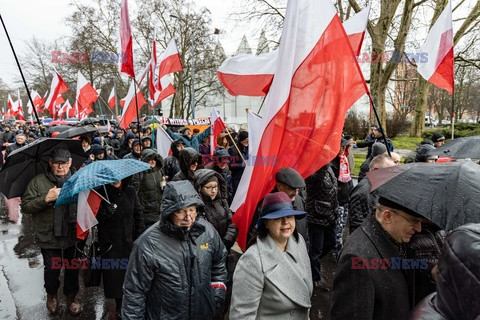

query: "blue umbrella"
xmin=56 ymin=159 xmax=151 ymax=205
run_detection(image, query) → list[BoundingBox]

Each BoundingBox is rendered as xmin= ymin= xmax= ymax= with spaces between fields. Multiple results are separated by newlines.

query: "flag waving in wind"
xmin=76 ymin=190 xmax=102 ymax=240
xmin=120 ymin=0 xmax=135 ymax=78
xmin=230 ymin=0 xmax=368 ymax=250
xmin=108 ymin=87 xmax=116 ymax=109
xmin=44 ymin=72 xmax=69 ymax=118
xmin=343 ymin=4 xmax=371 ymax=56
xmin=210 ymin=107 xmax=226 ymax=155
xmin=416 ymin=1 xmax=454 ymax=94
xmin=75 ymin=71 xmax=98 ymax=117
xmin=119 ymin=81 xmax=146 ymax=129
xmin=157 ymin=39 xmax=183 ymax=83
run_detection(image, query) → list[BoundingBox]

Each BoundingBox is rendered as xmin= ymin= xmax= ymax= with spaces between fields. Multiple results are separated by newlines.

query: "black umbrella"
xmin=56 ymin=126 xmax=98 ymax=139
xmin=431 ymin=135 xmax=480 ymax=159
xmin=0 ymin=138 xmax=88 ymax=198
xmin=368 ymin=161 xmax=480 ymax=230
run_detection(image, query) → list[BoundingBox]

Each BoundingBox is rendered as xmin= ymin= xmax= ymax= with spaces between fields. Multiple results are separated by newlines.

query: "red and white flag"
xmin=75 ymin=71 xmax=99 ymax=116
xmin=119 ymin=0 xmax=135 ymax=78
xmin=138 ymin=39 xmax=157 ymax=87
xmin=230 ymin=0 xmax=368 ymax=249
xmin=210 ymin=107 xmax=226 ymax=155
xmin=416 ymin=1 xmax=454 ymax=94
xmin=76 ymin=190 xmax=102 ymax=240
xmin=108 ymin=87 xmax=116 ymax=109
xmin=153 ymin=75 xmax=176 ymax=105
xmin=247 ymin=110 xmax=263 ymax=157
xmin=119 ymin=81 xmax=147 ymax=129
xmin=157 ymin=38 xmax=183 ymax=85
xmin=156 ymin=126 xmax=173 ymax=159
xmin=7 ymin=94 xmax=14 ymax=112
xmin=26 ymin=90 xmax=43 ymax=114
xmin=343 ymin=4 xmax=371 ymax=56
xmin=217 ymin=50 xmax=277 ymax=97
xmin=44 ymin=72 xmax=69 ymax=118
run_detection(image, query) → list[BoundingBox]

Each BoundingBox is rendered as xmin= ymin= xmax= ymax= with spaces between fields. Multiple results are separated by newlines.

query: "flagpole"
xmin=451 ymin=91 xmax=455 ymax=140
xmin=0 ymin=14 xmax=44 ymax=136
xmin=224 ymin=129 xmax=246 ymax=164
xmin=257 ymin=96 xmax=267 ymax=114
xmin=367 ymin=93 xmax=391 ymax=157
xmin=132 ymin=78 xmax=142 ymax=139
xmin=97 ymin=95 xmax=115 ymax=116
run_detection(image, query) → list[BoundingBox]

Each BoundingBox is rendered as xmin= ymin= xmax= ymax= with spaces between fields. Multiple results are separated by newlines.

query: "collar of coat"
xmin=159 ymin=218 xmax=206 ymax=241
xmin=256 ymin=235 xmax=312 ymax=308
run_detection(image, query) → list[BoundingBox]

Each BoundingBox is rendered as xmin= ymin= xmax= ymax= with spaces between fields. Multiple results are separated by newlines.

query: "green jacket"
xmin=21 ymin=171 xmax=77 ymax=249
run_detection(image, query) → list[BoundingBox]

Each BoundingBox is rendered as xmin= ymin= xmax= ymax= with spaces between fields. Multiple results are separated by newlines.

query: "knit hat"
xmin=204 ymin=175 xmax=218 ymax=185
xmin=132 ymin=139 xmax=141 ymax=147
xmin=256 ymin=192 xmax=306 ymax=228
xmin=431 ymin=133 xmax=445 ymax=143
xmin=126 ymin=132 xmax=135 ymax=140
xmin=91 ymin=144 xmax=105 ymax=156
xmin=238 ymin=131 xmax=248 ymax=143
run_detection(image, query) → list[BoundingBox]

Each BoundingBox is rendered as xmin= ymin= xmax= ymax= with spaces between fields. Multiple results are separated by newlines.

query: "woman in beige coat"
xmin=229 ymin=192 xmax=313 ymax=319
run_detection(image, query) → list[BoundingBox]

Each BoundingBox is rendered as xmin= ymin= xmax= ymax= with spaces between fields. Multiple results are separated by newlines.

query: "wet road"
xmin=0 ymin=196 xmax=337 ymax=320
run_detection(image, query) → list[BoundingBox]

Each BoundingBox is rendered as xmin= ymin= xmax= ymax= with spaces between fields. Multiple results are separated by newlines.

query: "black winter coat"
xmin=305 ymin=164 xmax=338 ymax=226
xmin=331 ymin=216 xmax=411 ymax=320
xmin=122 ymin=181 xmax=228 ymax=320
xmin=348 ymin=178 xmax=377 ymax=234
xmin=96 ymin=182 xmax=145 ymax=299
xmin=131 ymin=149 xmax=164 ymax=224
xmin=228 ymin=143 xmax=248 ymax=194
xmin=194 ymin=169 xmax=237 ymax=250
xmin=172 ymin=147 xmax=202 ymax=184
xmin=411 ymin=224 xmax=480 ymax=320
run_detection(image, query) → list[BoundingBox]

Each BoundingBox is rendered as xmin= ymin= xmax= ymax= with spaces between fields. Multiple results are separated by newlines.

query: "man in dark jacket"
xmin=228 ymin=130 xmax=249 ymax=196
xmin=357 ymin=142 xmax=387 ymax=182
xmin=348 ymin=154 xmax=396 ymax=234
xmin=163 ymin=125 xmax=211 ymax=151
xmin=123 ymin=139 xmax=142 ymax=160
xmin=212 ymin=147 xmax=233 ymax=205
xmin=305 ymin=163 xmax=338 ymax=290
xmin=21 ymin=148 xmax=82 ymax=315
xmin=132 ymin=149 xmax=165 ymax=228
xmin=117 ymin=132 xmax=135 ymax=158
xmin=5 ymin=132 xmax=28 ymax=157
xmin=356 ymin=126 xmax=394 ymax=159
xmin=331 ymin=197 xmax=424 ymax=320
xmin=411 ymin=223 xmax=480 ymax=320
xmin=122 ymin=180 xmax=228 ymax=320
xmin=172 ymin=147 xmax=202 ymax=184
xmin=164 ymin=139 xmax=185 ymax=181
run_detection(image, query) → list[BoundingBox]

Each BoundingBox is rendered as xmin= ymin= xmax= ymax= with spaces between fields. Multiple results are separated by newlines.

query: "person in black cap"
xmin=21 ymin=148 xmax=82 ymax=315
xmin=431 ymin=133 xmax=445 ymax=148
xmin=331 ymin=197 xmax=424 ymax=320
xmin=246 ymin=167 xmax=309 ymax=248
xmin=230 ymin=192 xmax=312 ymax=319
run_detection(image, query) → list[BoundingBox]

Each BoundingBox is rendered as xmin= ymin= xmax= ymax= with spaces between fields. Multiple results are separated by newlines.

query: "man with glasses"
xmin=331 ymin=196 xmax=424 ymax=320
xmin=21 ymin=148 xmax=82 ymax=315
xmin=122 ymin=180 xmax=228 ymax=319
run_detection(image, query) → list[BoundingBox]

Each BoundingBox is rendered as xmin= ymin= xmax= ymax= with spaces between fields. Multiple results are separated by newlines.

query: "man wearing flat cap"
xmin=331 ymin=197 xmax=424 ymax=320
xmin=247 ymin=167 xmax=309 ymax=248
xmin=431 ymin=133 xmax=445 ymax=148
xmin=21 ymin=148 xmax=82 ymax=316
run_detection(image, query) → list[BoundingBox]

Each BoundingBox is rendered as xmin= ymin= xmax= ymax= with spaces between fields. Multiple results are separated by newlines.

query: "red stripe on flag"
xmin=347 ymin=32 xmax=365 ymax=57
xmin=217 ymin=72 xmax=273 ymax=96
xmin=428 ymin=47 xmax=454 ymax=94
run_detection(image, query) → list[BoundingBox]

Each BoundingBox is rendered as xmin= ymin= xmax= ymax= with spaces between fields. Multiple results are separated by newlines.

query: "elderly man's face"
xmin=382 ymin=208 xmax=423 ymax=243
xmin=49 ymin=160 xmax=72 ymax=177
xmin=276 ymin=183 xmax=299 ymax=201
xmin=16 ymin=135 xmax=26 ymax=144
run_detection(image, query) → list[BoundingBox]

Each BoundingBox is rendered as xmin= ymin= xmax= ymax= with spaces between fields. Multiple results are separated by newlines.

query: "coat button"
xmin=290 ymin=310 xmax=296 ymax=316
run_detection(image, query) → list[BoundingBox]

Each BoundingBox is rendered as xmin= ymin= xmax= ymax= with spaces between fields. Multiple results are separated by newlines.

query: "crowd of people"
xmin=1 ymin=119 xmax=479 ymax=320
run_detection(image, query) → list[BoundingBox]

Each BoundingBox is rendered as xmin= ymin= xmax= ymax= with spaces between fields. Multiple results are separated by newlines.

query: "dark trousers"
xmin=308 ymin=223 xmax=336 ymax=281
xmin=40 ymin=246 xmax=80 ymax=295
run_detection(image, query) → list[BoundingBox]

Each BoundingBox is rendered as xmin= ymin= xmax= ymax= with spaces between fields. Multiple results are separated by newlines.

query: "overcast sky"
xmin=0 ymin=0 xmax=249 ymax=87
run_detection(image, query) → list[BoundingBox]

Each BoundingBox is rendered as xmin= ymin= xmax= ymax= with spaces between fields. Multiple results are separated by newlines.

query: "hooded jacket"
xmin=131 ymin=149 xmax=165 ymax=224
xmin=411 ymin=223 xmax=480 ymax=320
xmin=358 ymin=143 xmax=387 ymax=182
xmin=194 ymin=169 xmax=238 ymax=250
xmin=172 ymin=147 xmax=202 ymax=184
xmin=122 ymin=181 xmax=228 ymax=320
xmin=164 ymin=139 xmax=184 ymax=180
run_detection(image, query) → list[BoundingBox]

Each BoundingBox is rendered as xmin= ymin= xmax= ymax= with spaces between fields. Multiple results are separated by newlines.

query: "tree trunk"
xmin=410 ymin=77 xmax=430 ymax=137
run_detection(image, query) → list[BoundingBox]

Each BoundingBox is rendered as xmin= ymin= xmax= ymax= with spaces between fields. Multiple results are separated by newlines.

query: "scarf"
xmin=338 ymin=155 xmax=352 ymax=183
xmin=49 ymin=170 xmax=77 ymax=238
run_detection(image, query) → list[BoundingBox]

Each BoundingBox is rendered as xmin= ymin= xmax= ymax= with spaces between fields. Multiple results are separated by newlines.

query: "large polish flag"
xmin=75 ymin=71 xmax=98 ymax=115
xmin=76 ymin=189 xmax=102 ymax=240
xmin=153 ymin=75 xmax=176 ymax=105
xmin=217 ymin=7 xmax=369 ymax=97
xmin=157 ymin=39 xmax=183 ymax=85
xmin=230 ymin=0 xmax=368 ymax=250
xmin=416 ymin=1 xmax=454 ymax=94
xmin=108 ymin=87 xmax=116 ymax=109
xmin=343 ymin=4 xmax=371 ymax=56
xmin=119 ymin=81 xmax=147 ymax=129
xmin=44 ymin=72 xmax=69 ymax=118
xmin=120 ymin=0 xmax=135 ymax=78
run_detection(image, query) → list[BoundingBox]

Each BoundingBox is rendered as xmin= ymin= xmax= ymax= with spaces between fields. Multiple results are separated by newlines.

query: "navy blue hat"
xmin=126 ymin=132 xmax=135 ymax=140
xmin=256 ymin=192 xmax=306 ymax=228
